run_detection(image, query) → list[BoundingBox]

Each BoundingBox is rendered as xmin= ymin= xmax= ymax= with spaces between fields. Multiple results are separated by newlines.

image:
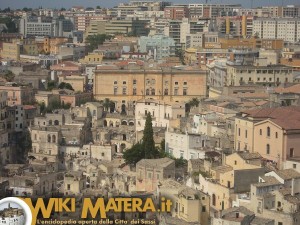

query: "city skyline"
xmin=0 ymin=0 xmax=300 ymax=10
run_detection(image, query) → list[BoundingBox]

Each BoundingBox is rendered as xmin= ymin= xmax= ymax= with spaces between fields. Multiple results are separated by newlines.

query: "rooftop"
xmin=275 ymin=169 xmax=300 ymax=180
xmin=137 ymin=157 xmax=174 ymax=168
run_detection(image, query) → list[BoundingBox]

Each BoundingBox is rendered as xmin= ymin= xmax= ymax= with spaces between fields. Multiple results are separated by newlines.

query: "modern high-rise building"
xmin=188 ymin=4 xmax=241 ymax=19
xmin=19 ymin=16 xmax=73 ymax=37
xmin=253 ymin=18 xmax=300 ymax=43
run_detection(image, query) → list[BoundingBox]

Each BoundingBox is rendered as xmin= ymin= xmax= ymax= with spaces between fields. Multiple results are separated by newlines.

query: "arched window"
xmin=267 ymin=127 xmax=270 ymax=137
xmin=47 ymin=134 xmax=51 ymax=143
xmin=266 ymin=144 xmax=270 ymax=154
xmin=52 ymin=135 xmax=56 ymax=143
xmin=103 ymin=120 xmax=107 ymax=127
xmin=151 ymin=89 xmax=155 ymax=95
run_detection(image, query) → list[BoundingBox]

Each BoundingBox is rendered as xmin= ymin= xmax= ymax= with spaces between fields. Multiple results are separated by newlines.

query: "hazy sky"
xmin=0 ymin=0 xmax=299 ymax=10
xmin=0 ymin=202 xmax=22 ymax=211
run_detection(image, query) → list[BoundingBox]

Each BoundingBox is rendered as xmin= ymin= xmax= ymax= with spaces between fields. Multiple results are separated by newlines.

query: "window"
xmin=290 ymin=148 xmax=294 ymax=157
xmin=123 ymin=81 xmax=126 ymax=85
xmin=260 ymin=129 xmax=262 ymax=135
xmin=293 ymin=164 xmax=297 ymax=169
xmin=266 ymin=144 xmax=270 ymax=154
xmin=275 ymin=132 xmax=278 ymax=138
xmin=114 ymin=81 xmax=117 ymax=84
xmin=146 ymin=89 xmax=150 ymax=95
xmin=183 ymin=88 xmax=187 ymax=95
xmin=175 ymin=81 xmax=178 ymax=85
xmin=133 ymin=88 xmax=137 ymax=95
xmin=234 ymin=160 xmax=237 ymax=165
xmin=122 ymin=87 xmax=127 ymax=95
xmin=183 ymin=81 xmax=187 ymax=85
xmin=151 ymin=89 xmax=155 ymax=95
xmin=267 ymin=127 xmax=270 ymax=137
xmin=174 ymin=88 xmax=178 ymax=95
xmin=133 ymin=79 xmax=137 ymax=85
xmin=202 ymin=206 xmax=206 ymax=212
xmin=67 ymin=184 xmax=70 ymax=190
xmin=101 ymin=153 xmax=105 ymax=156
xmin=114 ymin=87 xmax=118 ymax=95
xmin=245 ymin=130 xmax=248 ymax=138
xmin=238 ymin=128 xmax=240 ymax=136
xmin=164 ymin=89 xmax=168 ymax=95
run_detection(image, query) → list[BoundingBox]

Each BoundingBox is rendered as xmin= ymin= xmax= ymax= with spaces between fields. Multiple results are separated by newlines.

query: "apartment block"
xmin=253 ymin=18 xmax=300 ymax=43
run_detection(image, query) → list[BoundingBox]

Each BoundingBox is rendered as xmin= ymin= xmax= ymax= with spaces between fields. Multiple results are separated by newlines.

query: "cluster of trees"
xmin=39 ymin=99 xmax=71 ymax=115
xmin=85 ymin=34 xmax=113 ymax=52
xmin=0 ymin=17 xmax=18 ymax=33
xmin=123 ymin=113 xmax=160 ymax=164
xmin=123 ymin=113 xmax=188 ymax=168
xmin=98 ymin=98 xmax=115 ymax=113
xmin=1 ymin=70 xmax=15 ymax=82
xmin=58 ymin=82 xmax=74 ymax=91
xmin=47 ymin=81 xmax=74 ymax=91
xmin=185 ymin=98 xmax=200 ymax=113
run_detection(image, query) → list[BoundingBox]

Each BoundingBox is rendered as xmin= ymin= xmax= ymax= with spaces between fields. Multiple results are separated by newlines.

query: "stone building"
xmin=93 ymin=62 xmax=207 ymax=112
xmin=136 ymin=157 xmax=175 ymax=192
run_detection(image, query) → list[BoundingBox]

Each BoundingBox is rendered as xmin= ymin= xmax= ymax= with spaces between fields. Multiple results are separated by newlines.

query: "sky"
xmin=0 ymin=0 xmax=299 ymax=10
xmin=0 ymin=202 xmax=22 ymax=211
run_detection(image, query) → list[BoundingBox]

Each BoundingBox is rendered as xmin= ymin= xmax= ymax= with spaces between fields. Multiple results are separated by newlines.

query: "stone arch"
xmin=129 ymin=121 xmax=134 ymax=126
xmin=121 ymin=120 xmax=128 ymax=126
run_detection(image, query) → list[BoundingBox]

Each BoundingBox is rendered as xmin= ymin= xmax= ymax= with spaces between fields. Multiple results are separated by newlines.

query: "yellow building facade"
xmin=93 ymin=65 xmax=207 ymax=111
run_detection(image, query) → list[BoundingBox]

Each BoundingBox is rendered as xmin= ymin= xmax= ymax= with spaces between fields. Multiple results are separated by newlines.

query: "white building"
xmin=135 ymin=99 xmax=185 ymax=131
xmin=253 ymin=18 xmax=300 ymax=43
xmin=165 ymin=130 xmax=209 ymax=160
xmin=138 ymin=35 xmax=176 ymax=60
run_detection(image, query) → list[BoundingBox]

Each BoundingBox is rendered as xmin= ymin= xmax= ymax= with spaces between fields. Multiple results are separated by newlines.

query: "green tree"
xmin=175 ymin=48 xmax=186 ymax=65
xmin=85 ymin=34 xmax=113 ymax=52
xmin=123 ymin=113 xmax=159 ymax=164
xmin=102 ymin=98 xmax=115 ymax=112
xmin=58 ymin=82 xmax=74 ymax=91
xmin=47 ymin=80 xmax=57 ymax=91
xmin=2 ymin=70 xmax=14 ymax=82
xmin=186 ymin=98 xmax=200 ymax=113
xmin=142 ymin=113 xmax=158 ymax=159
xmin=160 ymin=139 xmax=165 ymax=152
xmin=0 ymin=17 xmax=18 ymax=33
xmin=39 ymin=102 xmax=46 ymax=115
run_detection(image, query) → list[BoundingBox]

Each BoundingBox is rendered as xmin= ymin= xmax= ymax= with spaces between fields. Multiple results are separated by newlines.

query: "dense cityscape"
xmin=0 ymin=1 xmax=300 ymax=224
